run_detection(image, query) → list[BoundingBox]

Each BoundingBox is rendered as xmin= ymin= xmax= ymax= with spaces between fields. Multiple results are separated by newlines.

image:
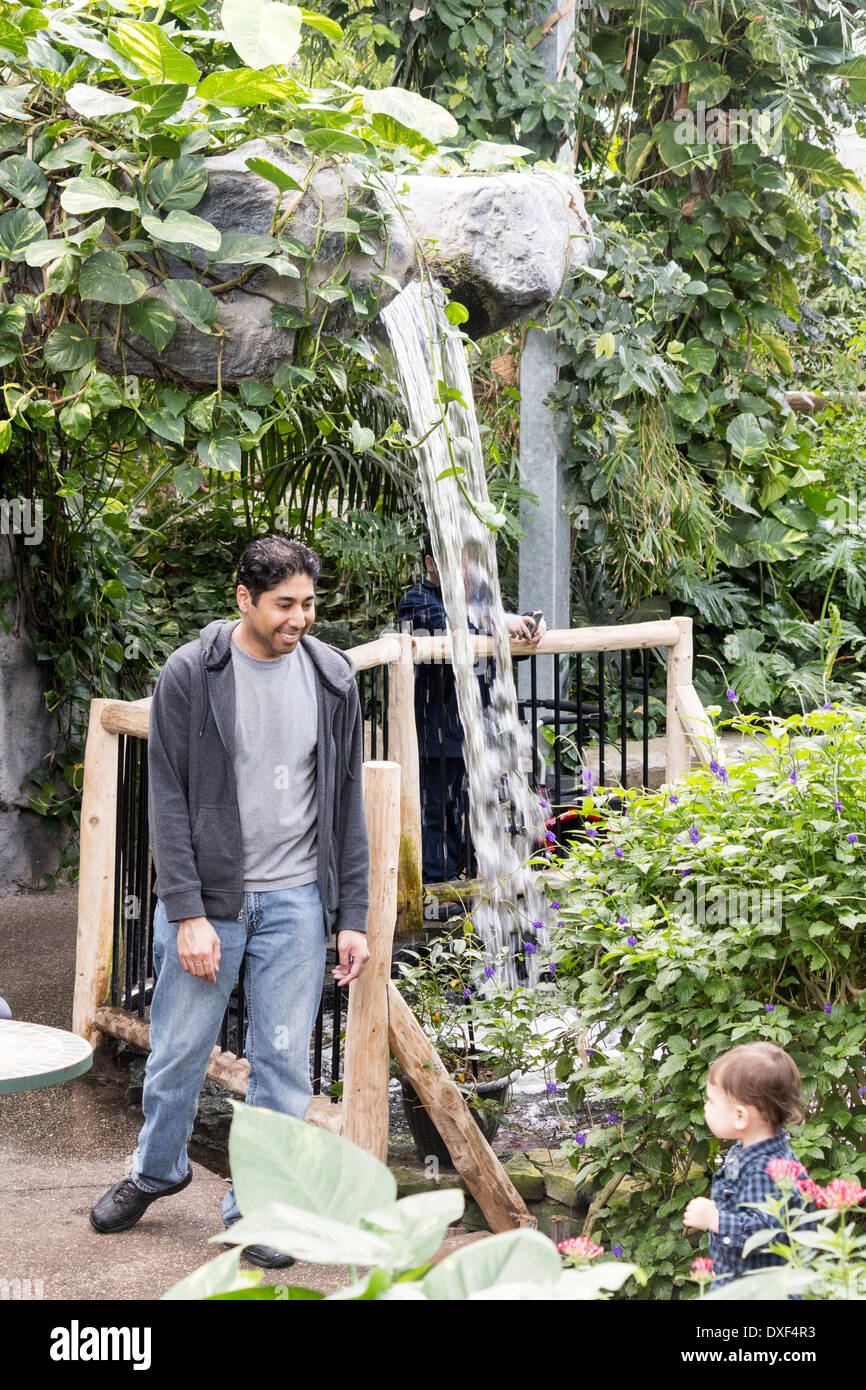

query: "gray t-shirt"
xmin=231 ymin=628 xmax=318 ymax=891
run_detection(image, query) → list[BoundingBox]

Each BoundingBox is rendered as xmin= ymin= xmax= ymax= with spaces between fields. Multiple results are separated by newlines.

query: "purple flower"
xmin=618 ymin=915 xmax=629 ymax=925
xmin=612 ymin=1244 xmax=623 ymax=1258
xmin=551 ymin=900 xmax=561 ymax=910
xmin=765 ymin=1003 xmax=775 ymax=1013
xmin=462 ymin=988 xmax=471 ymax=1000
xmin=556 ymin=921 xmax=564 ymax=929
xmin=726 ymin=689 xmax=738 ymax=703
xmin=574 ymin=1133 xmax=586 ymax=1146
xmin=709 ymin=759 xmax=720 ymax=775
xmin=484 ymin=965 xmax=495 ymax=979
xmin=669 ymin=794 xmax=679 ymax=805
xmin=539 ymin=797 xmax=549 ymax=810
xmin=681 ymin=867 xmax=692 ymax=876
xmin=546 ymin=830 xmax=556 ymax=844
xmin=848 ymin=833 xmax=858 ymax=844
xmin=604 ymin=888 xmax=614 ymax=896
xmin=614 ymin=848 xmax=624 ymax=859
xmin=834 ymin=800 xmax=843 ymax=812
xmin=789 ymin=769 xmax=799 ymax=785
xmin=532 ymin=920 xmax=543 ymax=930
xmin=688 ymin=825 xmax=701 ymax=845
xmin=718 ymin=767 xmax=729 ymax=783
xmin=548 ymin=962 xmax=557 ymax=977
xmin=586 ymin=1049 xmax=595 ymax=1057
xmin=524 ymin=941 xmax=537 ymax=954
xmin=822 ymin=701 xmax=834 ymax=712
xmin=607 ymin=1112 xmax=620 ymax=1124
xmin=582 ymin=767 xmax=594 ymax=789
xmin=586 ymin=826 xmax=598 ymax=838
xmin=824 ymin=1003 xmax=832 ymax=1014
xmin=546 ymin=1082 xmax=557 ymax=1095
xmin=627 ymin=935 xmax=637 ymax=946
xmin=859 ymin=1086 xmax=866 ymax=1097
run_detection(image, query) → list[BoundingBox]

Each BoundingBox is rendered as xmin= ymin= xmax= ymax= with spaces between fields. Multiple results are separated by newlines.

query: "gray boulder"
xmin=98 ymin=140 xmax=591 ymax=385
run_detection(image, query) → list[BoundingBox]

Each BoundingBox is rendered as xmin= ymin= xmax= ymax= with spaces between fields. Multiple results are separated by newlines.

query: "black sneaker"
xmin=90 ymin=1169 xmax=193 ymax=1234
xmin=222 ymin=1213 xmax=296 ymax=1270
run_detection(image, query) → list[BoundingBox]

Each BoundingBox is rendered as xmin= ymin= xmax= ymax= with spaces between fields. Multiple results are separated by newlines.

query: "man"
xmin=397 ymin=535 xmax=547 ymax=885
xmin=90 ymin=535 xmax=370 ymax=1269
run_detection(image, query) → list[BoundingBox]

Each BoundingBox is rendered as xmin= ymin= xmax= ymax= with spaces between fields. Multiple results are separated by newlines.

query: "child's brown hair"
xmin=708 ymin=1042 xmax=804 ymax=1130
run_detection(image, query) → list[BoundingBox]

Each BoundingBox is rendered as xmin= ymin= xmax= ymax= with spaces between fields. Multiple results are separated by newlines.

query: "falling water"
xmin=380 ymin=279 xmax=548 ymax=984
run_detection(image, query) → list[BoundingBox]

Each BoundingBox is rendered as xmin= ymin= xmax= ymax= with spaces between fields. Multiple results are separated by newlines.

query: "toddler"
xmin=683 ymin=1041 xmax=808 ymax=1286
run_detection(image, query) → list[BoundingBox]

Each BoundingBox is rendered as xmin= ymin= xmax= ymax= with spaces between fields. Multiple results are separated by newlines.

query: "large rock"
xmin=98 ymin=140 xmax=592 ymax=385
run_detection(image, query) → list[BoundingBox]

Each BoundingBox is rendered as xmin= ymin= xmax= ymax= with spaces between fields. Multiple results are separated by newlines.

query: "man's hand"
xmin=177 ymin=917 xmax=221 ymax=982
xmin=506 ymin=613 xmax=547 ymax=647
xmin=332 ymin=930 xmax=370 ymax=985
xmin=683 ymin=1196 xmax=720 ymax=1233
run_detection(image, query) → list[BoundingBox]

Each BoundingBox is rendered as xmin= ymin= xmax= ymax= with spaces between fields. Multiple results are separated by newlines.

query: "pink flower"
xmin=691 ymin=1257 xmax=714 ymax=1279
xmin=796 ymin=1178 xmax=825 ymax=1206
xmin=766 ymin=1158 xmax=806 ymax=1185
xmin=557 ymin=1236 xmax=604 ymax=1260
xmin=819 ymin=1179 xmax=866 ymax=1210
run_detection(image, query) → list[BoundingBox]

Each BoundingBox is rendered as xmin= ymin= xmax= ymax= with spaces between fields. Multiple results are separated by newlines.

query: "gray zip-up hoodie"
xmin=147 ymin=617 xmax=369 ymax=939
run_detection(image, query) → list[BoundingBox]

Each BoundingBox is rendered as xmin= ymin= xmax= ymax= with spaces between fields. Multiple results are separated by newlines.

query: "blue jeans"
xmin=131 ymin=884 xmax=327 ymax=1225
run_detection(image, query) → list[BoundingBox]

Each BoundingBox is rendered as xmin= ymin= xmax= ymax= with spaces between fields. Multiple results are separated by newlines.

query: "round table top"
xmin=0 ymin=1019 xmax=93 ymax=1094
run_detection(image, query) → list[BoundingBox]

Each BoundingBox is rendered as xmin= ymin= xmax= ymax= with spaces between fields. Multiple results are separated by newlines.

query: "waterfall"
xmin=380 ymin=279 xmax=548 ymax=984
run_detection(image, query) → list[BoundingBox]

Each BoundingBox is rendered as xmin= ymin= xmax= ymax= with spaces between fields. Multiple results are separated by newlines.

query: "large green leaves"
xmin=165 ymin=279 xmax=220 ymax=333
xmin=127 ymin=297 xmax=177 ymax=351
xmin=149 ymin=156 xmax=207 ymax=211
xmin=60 ymin=176 xmax=138 ymax=215
xmin=221 ymin=0 xmax=302 ymax=70
xmin=65 ymin=83 xmax=138 ymax=117
xmin=0 ymin=208 xmax=47 ymax=260
xmin=43 ymin=324 xmax=96 ymax=373
xmin=79 ymin=250 xmax=147 ymax=305
xmin=785 ymin=140 xmax=862 ymax=196
xmin=141 ymin=210 xmax=222 ymax=254
xmin=112 ymin=21 xmax=200 ymax=85
xmin=726 ymin=413 xmax=772 ymax=462
xmin=0 ymin=156 xmax=47 ymax=208
xmin=358 ymin=86 xmax=459 ymax=148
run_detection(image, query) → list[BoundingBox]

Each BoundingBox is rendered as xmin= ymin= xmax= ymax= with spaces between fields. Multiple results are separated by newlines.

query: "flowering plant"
xmin=547 ymin=704 xmax=866 ymax=1299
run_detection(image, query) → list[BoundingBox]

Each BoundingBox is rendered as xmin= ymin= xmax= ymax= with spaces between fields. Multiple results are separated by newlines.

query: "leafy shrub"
xmin=547 ymin=704 xmax=866 ymax=1299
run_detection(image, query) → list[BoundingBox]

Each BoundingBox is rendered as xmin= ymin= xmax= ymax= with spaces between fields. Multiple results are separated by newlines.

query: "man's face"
xmin=236 ymin=572 xmax=316 ymax=659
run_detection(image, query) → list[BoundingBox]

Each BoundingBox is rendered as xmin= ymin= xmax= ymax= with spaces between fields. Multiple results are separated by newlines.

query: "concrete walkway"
xmin=0 ymin=885 xmax=479 ymax=1301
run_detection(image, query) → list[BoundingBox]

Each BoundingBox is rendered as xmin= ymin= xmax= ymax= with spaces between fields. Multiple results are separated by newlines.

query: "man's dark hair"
xmin=423 ymin=531 xmax=434 ymax=562
xmin=236 ymin=534 xmax=321 ymax=604
xmin=708 ymin=1042 xmax=804 ymax=1130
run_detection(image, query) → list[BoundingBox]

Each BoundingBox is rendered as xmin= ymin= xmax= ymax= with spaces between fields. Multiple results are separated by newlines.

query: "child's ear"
xmin=734 ymin=1104 xmax=750 ymax=1131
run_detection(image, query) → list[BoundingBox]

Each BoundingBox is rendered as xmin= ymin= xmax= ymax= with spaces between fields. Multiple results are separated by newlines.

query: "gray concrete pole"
xmin=518 ymin=3 xmax=577 ymax=700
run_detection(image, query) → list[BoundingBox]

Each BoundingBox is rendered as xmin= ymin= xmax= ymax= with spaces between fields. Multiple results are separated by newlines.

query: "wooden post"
xmin=665 ymin=616 xmax=693 ymax=785
xmin=72 ymin=700 xmax=120 ymax=1047
xmin=388 ymin=983 xmax=534 ymax=1233
xmin=342 ymin=761 xmax=401 ymax=1160
xmin=387 ymin=633 xmax=423 ymax=940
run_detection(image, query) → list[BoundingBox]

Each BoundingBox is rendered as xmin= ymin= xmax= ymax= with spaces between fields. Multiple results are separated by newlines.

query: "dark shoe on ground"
xmin=222 ymin=1213 xmax=296 ymax=1270
xmin=90 ymin=1168 xmax=193 ymax=1233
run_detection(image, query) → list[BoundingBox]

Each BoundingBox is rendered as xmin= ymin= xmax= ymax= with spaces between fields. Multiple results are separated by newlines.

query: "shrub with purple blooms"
xmin=547 ymin=704 xmax=866 ymax=1300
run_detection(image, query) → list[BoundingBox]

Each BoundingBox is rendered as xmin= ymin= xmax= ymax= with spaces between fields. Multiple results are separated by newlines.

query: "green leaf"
xmin=726 ymin=413 xmax=771 ymax=462
xmin=139 ymin=404 xmax=186 ymax=445
xmin=59 ymin=399 xmax=92 ymax=440
xmin=163 ymin=1247 xmax=250 ymax=1301
xmin=196 ymin=70 xmax=292 ymax=107
xmin=24 ymin=239 xmax=75 ymax=268
xmin=0 ymin=208 xmax=48 ymax=260
xmin=128 ymin=297 xmax=177 ymax=351
xmin=669 ymin=390 xmax=708 ymax=422
xmin=64 ymin=84 xmax=138 ymax=117
xmin=0 ymin=155 xmax=47 ymax=208
xmin=141 ymin=210 xmax=222 ymax=254
xmin=646 ymin=40 xmax=701 ymax=84
xmin=0 ymin=84 xmax=35 ymax=119
xmin=785 ymin=140 xmax=862 ymax=195
xmin=214 ymin=232 xmax=281 ymax=264
xmin=422 ymin=1230 xmax=563 ymax=1299
xmin=79 ymin=250 xmax=147 ymax=305
xmin=299 ymin=9 xmax=342 ymax=41
xmin=465 ymin=141 xmax=533 ymax=170
xmin=718 ymin=471 xmax=759 ymax=516
xmin=304 ymin=129 xmax=368 ymax=156
xmin=221 ymin=0 xmax=303 ymax=70
xmin=149 ymin=156 xmax=207 ymax=211
xmin=270 ymin=304 xmax=308 ymax=331
xmin=359 ymin=85 xmax=458 ymax=145
xmin=133 ymin=83 xmax=191 ymax=126
xmin=39 ymin=138 xmax=92 ymax=171
xmin=444 ymin=301 xmax=469 ymax=326
xmin=197 ymin=431 xmax=243 ymax=472
xmin=681 ymin=340 xmax=716 ymax=373
xmin=350 ymin=420 xmax=375 ymax=452
xmin=60 ymin=176 xmax=139 ymax=215
xmin=165 ymin=279 xmax=220 ymax=334
xmin=172 ymin=461 xmax=204 ymax=497
xmin=244 ymin=156 xmax=303 ymax=193
xmin=43 ymin=324 xmax=96 ymax=373
xmin=112 ymin=21 xmax=200 ymax=85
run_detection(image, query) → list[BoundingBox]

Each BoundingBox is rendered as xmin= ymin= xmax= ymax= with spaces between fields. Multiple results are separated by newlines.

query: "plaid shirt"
xmin=708 ymin=1131 xmax=807 ymax=1285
